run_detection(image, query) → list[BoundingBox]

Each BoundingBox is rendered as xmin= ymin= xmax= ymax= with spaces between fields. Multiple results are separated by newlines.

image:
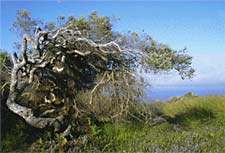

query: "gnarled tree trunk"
xmin=7 ymin=23 xmax=123 ymax=131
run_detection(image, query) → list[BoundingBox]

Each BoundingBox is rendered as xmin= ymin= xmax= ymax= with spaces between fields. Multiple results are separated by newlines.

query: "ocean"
xmin=144 ymin=84 xmax=225 ymax=102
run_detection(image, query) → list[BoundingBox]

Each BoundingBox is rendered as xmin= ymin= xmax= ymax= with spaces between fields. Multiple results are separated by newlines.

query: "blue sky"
xmin=1 ymin=1 xmax=225 ymax=86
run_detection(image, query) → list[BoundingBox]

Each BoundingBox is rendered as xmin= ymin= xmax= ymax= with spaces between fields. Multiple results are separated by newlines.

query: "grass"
xmin=70 ymin=94 xmax=225 ymax=152
xmin=2 ymin=94 xmax=225 ymax=152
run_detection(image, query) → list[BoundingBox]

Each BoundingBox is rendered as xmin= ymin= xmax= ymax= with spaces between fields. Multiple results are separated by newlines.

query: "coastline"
xmin=144 ymin=84 xmax=225 ymax=101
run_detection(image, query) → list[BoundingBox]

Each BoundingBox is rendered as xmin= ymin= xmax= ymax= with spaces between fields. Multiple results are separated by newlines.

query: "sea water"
xmin=144 ymin=84 xmax=225 ymax=102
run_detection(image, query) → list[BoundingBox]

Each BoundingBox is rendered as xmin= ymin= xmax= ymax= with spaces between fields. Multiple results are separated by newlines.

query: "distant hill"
xmin=144 ymin=84 xmax=225 ymax=101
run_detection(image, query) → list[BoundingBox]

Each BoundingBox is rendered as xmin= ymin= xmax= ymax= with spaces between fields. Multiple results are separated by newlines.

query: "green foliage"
xmin=44 ymin=21 xmax=55 ymax=31
xmin=88 ymin=11 xmax=113 ymax=42
xmin=66 ymin=11 xmax=114 ymax=43
xmin=0 ymin=52 xmax=6 ymax=70
xmin=11 ymin=9 xmax=42 ymax=36
xmin=0 ymin=50 xmax=11 ymax=76
xmin=73 ymin=16 xmax=89 ymax=31
xmin=88 ymin=117 xmax=102 ymax=137
xmin=143 ymin=44 xmax=195 ymax=79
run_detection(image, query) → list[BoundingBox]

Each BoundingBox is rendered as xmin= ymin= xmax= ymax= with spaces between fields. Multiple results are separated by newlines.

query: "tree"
xmin=11 ymin=9 xmax=43 ymax=36
xmin=6 ymin=10 xmax=194 ymax=133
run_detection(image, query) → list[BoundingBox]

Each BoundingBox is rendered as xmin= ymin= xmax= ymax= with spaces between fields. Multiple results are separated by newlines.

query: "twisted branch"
xmin=7 ymin=23 xmax=130 ymax=131
xmin=7 ymin=29 xmax=64 ymax=129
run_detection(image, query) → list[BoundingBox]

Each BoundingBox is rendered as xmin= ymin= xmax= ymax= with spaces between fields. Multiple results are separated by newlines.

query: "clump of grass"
xmin=163 ymin=95 xmax=225 ymax=116
xmin=162 ymin=95 xmax=225 ymax=125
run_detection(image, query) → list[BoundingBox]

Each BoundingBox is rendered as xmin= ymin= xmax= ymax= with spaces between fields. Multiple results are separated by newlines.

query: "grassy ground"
xmin=70 ymin=94 xmax=225 ymax=152
xmin=2 ymin=94 xmax=225 ymax=152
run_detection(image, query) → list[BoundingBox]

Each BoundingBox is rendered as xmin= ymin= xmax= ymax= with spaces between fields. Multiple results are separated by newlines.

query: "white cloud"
xmin=143 ymin=51 xmax=225 ymax=86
